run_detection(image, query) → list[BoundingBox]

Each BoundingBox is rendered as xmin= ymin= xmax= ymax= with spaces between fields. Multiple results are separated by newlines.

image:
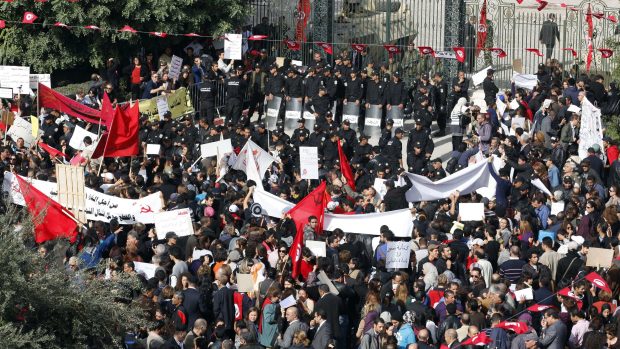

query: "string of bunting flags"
xmin=0 ymin=8 xmax=616 ymax=61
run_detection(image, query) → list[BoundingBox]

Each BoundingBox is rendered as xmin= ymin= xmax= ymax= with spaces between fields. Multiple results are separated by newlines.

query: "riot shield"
xmin=342 ymin=103 xmax=360 ymax=132
xmin=284 ymin=98 xmax=303 ymax=134
xmin=365 ymin=105 xmax=383 ymax=144
xmin=265 ymin=96 xmax=282 ymax=130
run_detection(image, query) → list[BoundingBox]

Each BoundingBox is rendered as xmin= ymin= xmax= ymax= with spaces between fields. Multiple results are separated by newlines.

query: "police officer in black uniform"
xmin=305 ymin=87 xmax=331 ymax=119
xmin=338 ymin=119 xmax=358 ymax=158
xmin=225 ymin=68 xmax=247 ymax=125
xmin=407 ymin=118 xmax=435 ymax=157
xmin=247 ymin=63 xmax=266 ymax=123
xmin=379 ymin=119 xmax=394 ymax=149
xmin=199 ymin=77 xmax=217 ymax=126
xmin=291 ymin=118 xmax=310 ymax=145
xmin=429 ymin=158 xmax=447 ymax=181
xmin=407 ymin=141 xmax=429 ymax=175
xmin=432 ymin=73 xmax=449 ymax=136
xmin=384 ymin=127 xmax=405 ymax=172
xmin=264 ymin=64 xmax=285 ymax=123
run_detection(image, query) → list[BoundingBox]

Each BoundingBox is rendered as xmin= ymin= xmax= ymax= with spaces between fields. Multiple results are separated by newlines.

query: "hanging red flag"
xmin=0 ymin=20 xmax=5 ymax=29
xmin=562 ymin=48 xmax=577 ymax=57
xmin=249 ymin=49 xmax=261 ymax=56
xmin=558 ymin=287 xmax=584 ymax=309
xmin=53 ymin=22 xmax=68 ymax=28
xmin=476 ymin=0 xmax=488 ymax=57
xmin=489 ymin=47 xmax=507 ymax=58
xmin=294 ymin=0 xmax=311 ymax=41
xmin=287 ymin=182 xmax=329 ymax=278
xmin=418 ymin=46 xmax=435 ymax=57
xmin=585 ymin=272 xmax=612 ymax=292
xmin=38 ymin=141 xmax=67 ymax=159
xmin=100 ymin=92 xmax=114 ymax=127
xmin=599 ymin=48 xmax=614 ymax=58
xmin=318 ymin=42 xmax=333 ymax=55
xmin=283 ymin=39 xmax=301 ymax=51
xmin=184 ymin=33 xmax=199 ymax=37
xmin=119 ymin=25 xmax=137 ymax=33
xmin=586 ymin=4 xmax=594 ymax=72
xmin=16 ymin=175 xmax=77 ymax=244
xmin=496 ymin=321 xmax=529 ymax=334
xmin=537 ymin=1 xmax=548 ymax=11
xmin=233 ymin=292 xmax=244 ymax=321
xmin=248 ymin=35 xmax=268 ymax=40
xmin=22 ymin=12 xmax=38 ymax=24
xmin=84 ymin=25 xmax=100 ymax=30
xmin=337 ymin=140 xmax=356 ymax=191
xmin=149 ymin=32 xmax=167 ymax=38
xmin=608 ymin=15 xmax=618 ymax=23
xmin=527 ymin=304 xmax=555 ymax=312
xmin=516 ymin=0 xmax=523 ymax=3
xmin=351 ymin=43 xmax=368 ymax=53
xmin=569 ymin=6 xmax=579 ymax=11
xmin=383 ymin=44 xmax=401 ymax=55
xmin=592 ymin=12 xmax=605 ymax=19
xmin=461 ymin=332 xmax=492 ymax=346
xmin=453 ymin=47 xmax=466 ymax=63
xmin=92 ymin=103 xmax=140 ymax=158
xmin=560 ymin=2 xmax=566 ymax=7
xmin=38 ymin=83 xmax=103 ymax=125
xmin=526 ymin=48 xmax=543 ymax=57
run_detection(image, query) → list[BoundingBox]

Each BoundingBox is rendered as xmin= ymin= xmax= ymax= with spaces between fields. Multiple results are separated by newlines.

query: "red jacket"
xmin=607 ymin=145 xmax=619 ymax=165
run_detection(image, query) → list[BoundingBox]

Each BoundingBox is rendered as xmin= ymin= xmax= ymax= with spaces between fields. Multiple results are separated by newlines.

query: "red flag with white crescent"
xmin=563 ymin=48 xmax=577 ymax=57
xmin=585 ymin=272 xmax=612 ymax=292
xmin=586 ymin=4 xmax=594 ymax=72
xmin=119 ymin=25 xmax=137 ymax=33
xmin=84 ymin=25 xmax=100 ymax=30
xmin=283 ymin=39 xmax=301 ymax=51
xmin=294 ymin=0 xmax=311 ymax=42
xmin=526 ymin=48 xmax=543 ymax=57
xmin=558 ymin=287 xmax=584 ymax=309
xmin=592 ymin=12 xmax=605 ymax=19
xmin=351 ymin=43 xmax=368 ymax=53
xmin=526 ymin=304 xmax=554 ymax=312
xmin=383 ymin=44 xmax=401 ymax=55
xmin=496 ymin=321 xmax=529 ymax=334
xmin=54 ymin=22 xmax=68 ymax=28
xmin=599 ymin=48 xmax=614 ymax=58
xmin=22 ymin=12 xmax=38 ymax=24
xmin=453 ymin=47 xmax=466 ymax=62
xmin=248 ymin=35 xmax=268 ymax=40
xmin=461 ymin=332 xmax=492 ymax=346
xmin=476 ymin=0 xmax=487 ymax=57
xmin=150 ymin=32 xmax=168 ymax=38
xmin=489 ymin=47 xmax=507 ymax=58
xmin=537 ymin=1 xmax=548 ymax=11
xmin=318 ymin=42 xmax=333 ymax=55
xmin=608 ymin=15 xmax=618 ymax=23
xmin=418 ymin=46 xmax=435 ymax=57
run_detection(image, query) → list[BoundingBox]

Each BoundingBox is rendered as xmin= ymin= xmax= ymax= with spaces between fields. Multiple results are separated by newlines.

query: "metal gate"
xmin=464 ymin=0 xmax=620 ymax=89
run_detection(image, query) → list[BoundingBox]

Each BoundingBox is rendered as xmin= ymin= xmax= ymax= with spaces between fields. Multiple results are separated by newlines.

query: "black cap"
xmin=395 ymin=127 xmax=404 ymax=134
xmin=414 ymin=118 xmax=422 ymax=124
xmin=260 ymin=48 xmax=268 ymax=53
xmin=359 ymin=134 xmax=368 ymax=141
xmin=297 ymin=118 xmax=305 ymax=124
xmin=414 ymin=141 xmax=422 ymax=148
xmin=258 ymin=122 xmax=266 ymax=128
xmin=386 ymin=119 xmax=394 ymax=125
xmin=431 ymin=158 xmax=442 ymax=163
xmin=342 ymin=119 xmax=351 ymax=125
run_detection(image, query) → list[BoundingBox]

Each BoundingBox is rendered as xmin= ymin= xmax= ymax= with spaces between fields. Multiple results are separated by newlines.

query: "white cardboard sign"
xmin=386 ymin=241 xmax=411 ymax=269
xmin=224 ymin=33 xmax=243 ymax=60
xmin=154 ymin=208 xmax=194 ymax=239
xmin=69 ymin=125 xmax=99 ymax=151
xmin=299 ymin=146 xmax=319 ymax=179
xmin=306 ymin=240 xmax=326 ymax=257
xmin=458 ymin=203 xmax=485 ymax=221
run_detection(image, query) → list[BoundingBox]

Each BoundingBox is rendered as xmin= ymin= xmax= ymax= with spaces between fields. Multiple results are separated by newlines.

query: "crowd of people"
xmin=1 ymin=39 xmax=620 ymax=349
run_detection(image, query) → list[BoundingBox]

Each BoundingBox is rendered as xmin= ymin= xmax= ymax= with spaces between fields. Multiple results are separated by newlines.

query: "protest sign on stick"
xmin=386 ymin=241 xmax=411 ymax=269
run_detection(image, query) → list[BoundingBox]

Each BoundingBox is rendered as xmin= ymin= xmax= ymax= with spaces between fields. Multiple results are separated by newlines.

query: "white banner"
xmin=434 ymin=51 xmax=456 ymax=59
xmin=472 ymin=66 xmax=493 ymax=86
xmin=6 ymin=116 xmax=36 ymax=148
xmin=224 ymin=33 xmax=243 ymax=60
xmin=405 ymin=160 xmax=492 ymax=202
xmin=0 ymin=66 xmax=31 ymax=95
xmin=232 ymin=140 xmax=275 ymax=182
xmin=4 ymin=173 xmax=164 ymax=224
xmin=513 ymin=73 xmax=538 ymax=90
xmin=168 ymin=55 xmax=183 ymax=80
xmin=323 ymin=209 xmax=413 ymax=238
xmin=578 ymin=97 xmax=604 ymax=160
xmin=29 ymin=74 xmax=51 ymax=89
xmin=69 ymin=125 xmax=99 ymax=151
xmin=252 ymin=189 xmax=295 ymax=218
xmin=299 ymin=146 xmax=319 ymax=179
xmin=200 ymin=138 xmax=233 ymax=158
xmin=386 ymin=241 xmax=411 ymax=269
xmin=154 ymin=208 xmax=194 ymax=239
xmin=156 ymin=96 xmax=169 ymax=117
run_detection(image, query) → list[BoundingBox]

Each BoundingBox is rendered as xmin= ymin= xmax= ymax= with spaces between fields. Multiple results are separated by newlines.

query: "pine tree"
xmin=0 ymin=206 xmax=147 ymax=349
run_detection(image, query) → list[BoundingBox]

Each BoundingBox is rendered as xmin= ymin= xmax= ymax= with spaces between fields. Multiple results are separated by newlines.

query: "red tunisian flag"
xmin=100 ymin=92 xmax=115 ymax=127
xmin=318 ymin=42 xmax=333 ymax=55
xmin=461 ymin=332 xmax=492 ymax=346
xmin=563 ymin=48 xmax=577 ymax=58
xmin=489 ymin=47 xmax=507 ymax=58
xmin=92 ymin=103 xmax=140 ymax=158
xmin=288 ymin=181 xmax=329 ymax=279
xmin=599 ymin=48 xmax=614 ymax=58
xmin=16 ymin=175 xmax=77 ymax=244
xmin=527 ymin=304 xmax=554 ymax=312
xmin=38 ymin=141 xmax=67 ymax=159
xmin=418 ymin=46 xmax=435 ymax=57
xmin=233 ymin=292 xmax=244 ymax=320
xmin=476 ymin=0 xmax=488 ymax=57
xmin=526 ymin=48 xmax=543 ymax=57
xmin=558 ymin=287 xmax=584 ymax=309
xmin=383 ymin=44 xmax=401 ymax=55
xmin=22 ymin=12 xmax=38 ymax=24
xmin=351 ymin=43 xmax=368 ymax=53
xmin=37 ymin=83 xmax=103 ymax=125
xmin=496 ymin=321 xmax=529 ymax=334
xmin=337 ymin=140 xmax=356 ymax=191
xmin=453 ymin=47 xmax=466 ymax=63
xmin=283 ymin=39 xmax=301 ymax=51
xmin=294 ymin=0 xmax=311 ymax=42
xmin=586 ymin=4 xmax=594 ymax=72
xmin=585 ymin=272 xmax=612 ymax=293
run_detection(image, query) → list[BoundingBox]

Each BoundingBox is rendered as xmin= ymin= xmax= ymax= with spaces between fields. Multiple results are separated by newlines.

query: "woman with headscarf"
xmin=422 ymin=262 xmax=439 ymax=292
xmin=450 ymin=97 xmax=469 ymax=150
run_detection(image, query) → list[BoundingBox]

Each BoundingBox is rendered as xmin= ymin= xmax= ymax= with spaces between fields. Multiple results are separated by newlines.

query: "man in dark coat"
xmin=483 ymin=69 xmax=499 ymax=107
xmin=539 ymin=14 xmax=560 ymax=59
xmin=382 ymin=172 xmax=413 ymax=211
xmin=212 ymin=270 xmax=235 ymax=338
xmin=314 ymin=284 xmax=344 ymax=345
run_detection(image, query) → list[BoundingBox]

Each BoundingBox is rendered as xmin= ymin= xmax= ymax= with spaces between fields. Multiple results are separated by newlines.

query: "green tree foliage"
xmin=0 ymin=207 xmax=146 ymax=348
xmin=0 ymin=0 xmax=249 ymax=72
